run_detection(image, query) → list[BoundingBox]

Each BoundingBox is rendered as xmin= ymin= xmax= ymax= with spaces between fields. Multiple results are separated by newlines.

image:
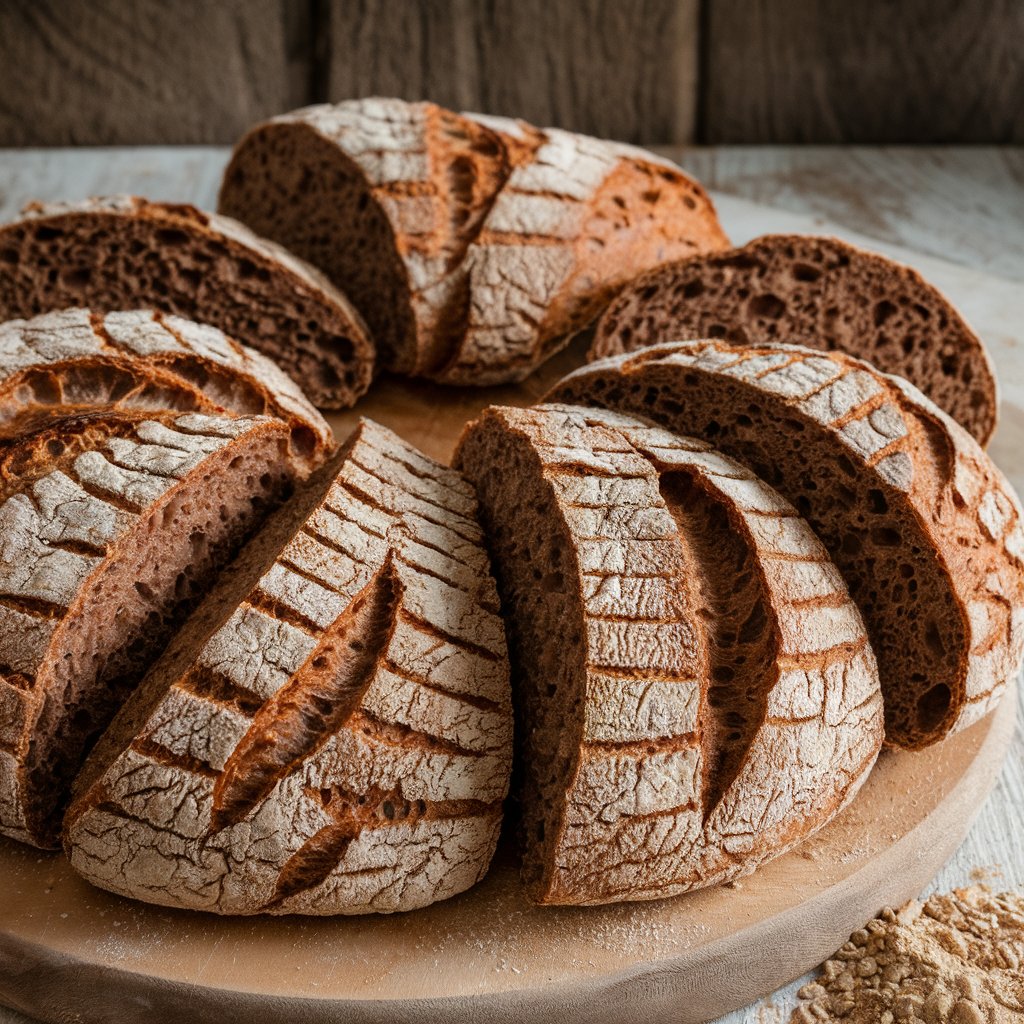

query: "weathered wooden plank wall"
xmin=702 ymin=0 xmax=1024 ymax=143
xmin=1 ymin=0 xmax=1022 ymax=146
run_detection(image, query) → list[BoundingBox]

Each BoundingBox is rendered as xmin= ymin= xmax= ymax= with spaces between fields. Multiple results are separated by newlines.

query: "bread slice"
xmin=0 ymin=410 xmax=297 ymax=848
xmin=434 ymin=129 xmax=729 ymax=386
xmin=550 ymin=341 xmax=1024 ymax=749
xmin=219 ymin=98 xmax=514 ymax=376
xmin=588 ymin=234 xmax=997 ymax=445
xmin=218 ymin=98 xmax=729 ymax=384
xmin=454 ymin=403 xmax=882 ymax=905
xmin=64 ymin=419 xmax=512 ymax=915
xmin=0 ymin=308 xmax=334 ymax=474
xmin=0 ymin=196 xmax=375 ymax=409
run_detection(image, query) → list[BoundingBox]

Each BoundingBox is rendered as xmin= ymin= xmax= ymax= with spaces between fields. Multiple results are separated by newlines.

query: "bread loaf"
xmin=0 ymin=308 xmax=334 ymax=474
xmin=0 ymin=410 xmax=297 ymax=847
xmin=0 ymin=196 xmax=375 ymax=409
xmin=550 ymin=341 xmax=1024 ymax=749
xmin=64 ymin=419 xmax=512 ymax=914
xmin=454 ymin=403 xmax=882 ymax=905
xmin=218 ymin=98 xmax=728 ymax=385
xmin=588 ymin=234 xmax=998 ymax=445
xmin=219 ymin=99 xmax=514 ymax=376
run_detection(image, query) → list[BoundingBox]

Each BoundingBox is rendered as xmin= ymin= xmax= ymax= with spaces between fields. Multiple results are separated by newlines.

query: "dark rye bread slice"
xmin=64 ymin=419 xmax=512 ymax=915
xmin=219 ymin=98 xmax=514 ymax=376
xmin=434 ymin=127 xmax=730 ymax=386
xmin=0 ymin=308 xmax=334 ymax=474
xmin=0 ymin=410 xmax=297 ymax=848
xmin=588 ymin=234 xmax=998 ymax=445
xmin=0 ymin=196 xmax=375 ymax=409
xmin=454 ymin=404 xmax=881 ymax=905
xmin=550 ymin=341 xmax=1024 ymax=749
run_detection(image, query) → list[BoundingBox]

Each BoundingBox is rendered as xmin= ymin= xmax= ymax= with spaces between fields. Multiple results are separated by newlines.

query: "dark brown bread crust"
xmin=589 ymin=235 xmax=998 ymax=445
xmin=550 ymin=341 xmax=1024 ymax=750
xmin=0 ymin=410 xmax=297 ymax=847
xmin=0 ymin=197 xmax=375 ymax=409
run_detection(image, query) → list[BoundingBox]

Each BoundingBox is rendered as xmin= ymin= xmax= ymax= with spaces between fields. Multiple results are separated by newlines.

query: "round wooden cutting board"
xmin=0 ymin=347 xmax=1018 ymax=1024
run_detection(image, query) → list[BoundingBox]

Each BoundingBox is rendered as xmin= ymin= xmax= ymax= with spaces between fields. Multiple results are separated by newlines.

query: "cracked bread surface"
xmin=64 ymin=418 xmax=512 ymax=915
xmin=0 ymin=196 xmax=375 ymax=409
xmin=0 ymin=410 xmax=296 ymax=848
xmin=0 ymin=308 xmax=334 ymax=475
xmin=588 ymin=234 xmax=997 ymax=445
xmin=219 ymin=98 xmax=514 ymax=377
xmin=218 ymin=97 xmax=729 ymax=386
xmin=454 ymin=403 xmax=881 ymax=905
xmin=550 ymin=341 xmax=1024 ymax=750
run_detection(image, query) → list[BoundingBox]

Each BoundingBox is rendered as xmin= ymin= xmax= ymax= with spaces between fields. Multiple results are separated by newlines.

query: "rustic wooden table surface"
xmin=0 ymin=145 xmax=1021 ymax=1024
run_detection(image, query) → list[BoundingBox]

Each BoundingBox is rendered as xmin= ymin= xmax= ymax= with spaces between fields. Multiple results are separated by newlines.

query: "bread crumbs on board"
xmin=792 ymin=887 xmax=1024 ymax=1023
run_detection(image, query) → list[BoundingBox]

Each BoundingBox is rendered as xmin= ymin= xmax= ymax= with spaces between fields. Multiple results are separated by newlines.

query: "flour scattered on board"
xmin=792 ymin=887 xmax=1024 ymax=1023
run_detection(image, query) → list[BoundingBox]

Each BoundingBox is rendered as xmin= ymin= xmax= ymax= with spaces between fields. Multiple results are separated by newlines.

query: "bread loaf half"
xmin=550 ymin=341 xmax=1024 ymax=749
xmin=219 ymin=98 xmax=514 ymax=376
xmin=218 ymin=98 xmax=728 ymax=384
xmin=0 ymin=410 xmax=297 ymax=848
xmin=0 ymin=308 xmax=334 ymax=474
xmin=0 ymin=196 xmax=375 ymax=409
xmin=64 ymin=419 xmax=512 ymax=915
xmin=454 ymin=403 xmax=882 ymax=905
xmin=588 ymin=235 xmax=998 ymax=445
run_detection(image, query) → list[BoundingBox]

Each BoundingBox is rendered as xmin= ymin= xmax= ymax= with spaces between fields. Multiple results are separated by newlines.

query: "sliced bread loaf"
xmin=0 ymin=308 xmax=334 ymax=474
xmin=550 ymin=341 xmax=1024 ymax=749
xmin=588 ymin=235 xmax=997 ymax=445
xmin=0 ymin=410 xmax=297 ymax=848
xmin=64 ymin=419 xmax=512 ymax=915
xmin=454 ymin=403 xmax=881 ymax=905
xmin=0 ymin=196 xmax=375 ymax=409
xmin=219 ymin=98 xmax=514 ymax=376
xmin=218 ymin=98 xmax=728 ymax=384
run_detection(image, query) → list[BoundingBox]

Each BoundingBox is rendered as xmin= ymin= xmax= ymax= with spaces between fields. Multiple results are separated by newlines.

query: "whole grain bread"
xmin=588 ymin=234 xmax=998 ymax=445
xmin=218 ymin=98 xmax=729 ymax=384
xmin=0 ymin=410 xmax=297 ymax=848
xmin=550 ymin=341 xmax=1024 ymax=749
xmin=64 ymin=419 xmax=512 ymax=915
xmin=0 ymin=308 xmax=334 ymax=475
xmin=454 ymin=403 xmax=882 ymax=905
xmin=0 ymin=196 xmax=375 ymax=409
xmin=219 ymin=98 xmax=514 ymax=376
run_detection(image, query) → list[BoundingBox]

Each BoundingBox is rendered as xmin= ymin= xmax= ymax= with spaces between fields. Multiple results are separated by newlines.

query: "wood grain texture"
xmin=0 ymin=0 xmax=307 ymax=145
xmin=703 ymin=0 xmax=1024 ymax=143
xmin=325 ymin=0 xmax=699 ymax=144
xmin=0 ymin=147 xmax=1021 ymax=1024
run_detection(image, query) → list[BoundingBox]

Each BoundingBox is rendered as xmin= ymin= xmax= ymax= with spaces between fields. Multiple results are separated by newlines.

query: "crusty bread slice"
xmin=588 ymin=234 xmax=998 ymax=445
xmin=550 ymin=341 xmax=1024 ymax=750
xmin=218 ymin=98 xmax=728 ymax=385
xmin=0 ymin=410 xmax=296 ymax=848
xmin=219 ymin=98 xmax=514 ymax=376
xmin=454 ymin=403 xmax=881 ymax=905
xmin=0 ymin=196 xmax=375 ymax=409
xmin=434 ymin=130 xmax=729 ymax=386
xmin=64 ymin=419 xmax=512 ymax=915
xmin=0 ymin=308 xmax=334 ymax=474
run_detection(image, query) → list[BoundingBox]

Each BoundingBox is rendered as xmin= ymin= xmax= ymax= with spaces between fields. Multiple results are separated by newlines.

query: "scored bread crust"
xmin=454 ymin=403 xmax=881 ymax=906
xmin=64 ymin=419 xmax=512 ymax=915
xmin=587 ymin=234 xmax=998 ymax=446
xmin=0 ymin=308 xmax=335 ymax=474
xmin=431 ymin=129 xmax=730 ymax=386
xmin=219 ymin=98 xmax=515 ymax=376
xmin=0 ymin=410 xmax=296 ymax=848
xmin=550 ymin=341 xmax=1024 ymax=749
xmin=0 ymin=196 xmax=375 ymax=409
